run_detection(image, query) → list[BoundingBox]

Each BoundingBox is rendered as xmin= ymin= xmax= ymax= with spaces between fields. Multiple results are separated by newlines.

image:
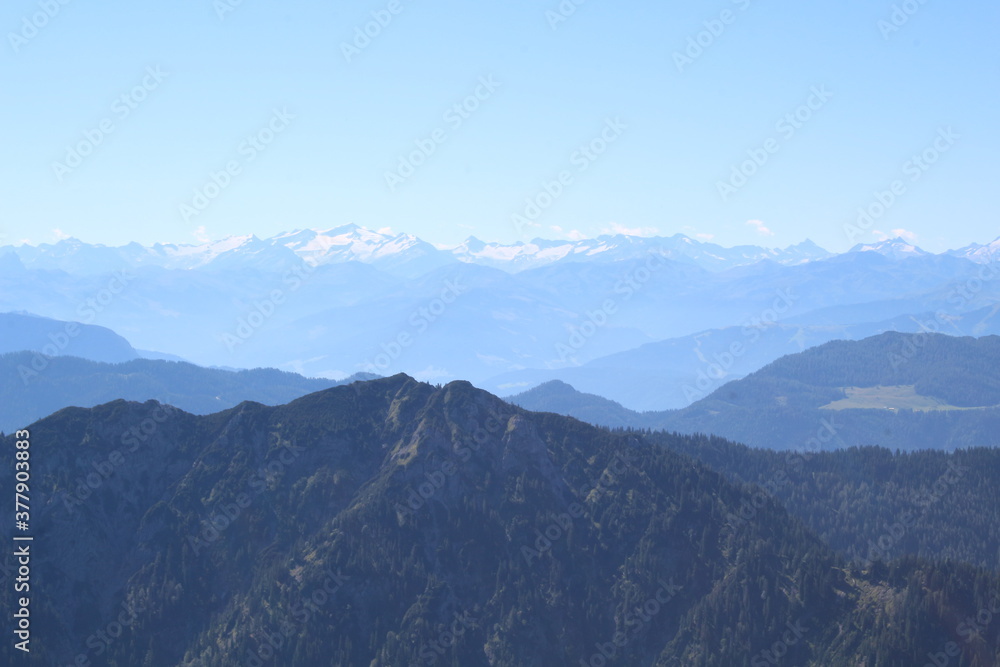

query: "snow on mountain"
xmin=848 ymin=237 xmax=931 ymax=261
xmin=202 ymin=235 xmax=305 ymax=272
xmin=4 ymin=227 xmax=451 ymax=276
xmin=140 ymin=235 xmax=265 ymax=270
xmin=274 ymin=225 xmax=390 ymax=264
xmin=449 ymin=233 xmax=832 ymax=272
xmin=10 ymin=237 xmax=139 ymax=273
xmin=450 ymin=237 xmax=579 ymax=269
xmin=947 ymin=237 xmax=1000 ymax=264
xmin=779 ymin=239 xmax=832 ymax=263
xmin=3 ymin=227 xmax=996 ymax=277
xmin=270 ymin=225 xmax=456 ymax=277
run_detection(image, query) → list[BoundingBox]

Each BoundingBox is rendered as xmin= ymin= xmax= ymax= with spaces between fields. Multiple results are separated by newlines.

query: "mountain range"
xmin=3 ymin=228 xmax=999 ymax=408
xmin=487 ymin=304 xmax=1000 ymax=410
xmin=0 ymin=311 xmax=142 ymax=364
xmin=4 ymin=230 xmax=1000 ymax=664
xmin=4 ymin=226 xmax=999 ymax=276
xmin=3 ymin=375 xmax=1000 ymax=665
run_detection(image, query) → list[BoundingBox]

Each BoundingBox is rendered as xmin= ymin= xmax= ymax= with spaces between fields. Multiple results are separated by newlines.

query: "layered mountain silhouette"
xmin=0 ymin=352 xmax=374 ymax=433
xmin=513 ymin=331 xmax=1000 ymax=451
xmin=0 ymin=312 xmax=141 ymax=363
xmin=2 ymin=376 xmax=999 ymax=665
xmin=2 ymin=229 xmax=1000 ymax=390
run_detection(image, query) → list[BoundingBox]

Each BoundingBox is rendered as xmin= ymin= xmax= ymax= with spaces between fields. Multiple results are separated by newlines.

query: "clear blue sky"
xmin=1 ymin=0 xmax=996 ymax=252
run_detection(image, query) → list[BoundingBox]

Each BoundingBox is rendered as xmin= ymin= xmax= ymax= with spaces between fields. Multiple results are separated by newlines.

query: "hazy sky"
xmin=2 ymin=0 xmax=996 ymax=252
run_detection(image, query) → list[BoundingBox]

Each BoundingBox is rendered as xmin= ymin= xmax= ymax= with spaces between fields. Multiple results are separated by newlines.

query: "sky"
xmin=1 ymin=0 xmax=997 ymax=253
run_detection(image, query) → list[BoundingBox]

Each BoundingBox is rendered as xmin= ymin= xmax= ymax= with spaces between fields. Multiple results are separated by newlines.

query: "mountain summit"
xmin=848 ymin=236 xmax=930 ymax=260
xmin=3 ymin=376 xmax=999 ymax=665
xmin=1 ymin=227 xmax=839 ymax=276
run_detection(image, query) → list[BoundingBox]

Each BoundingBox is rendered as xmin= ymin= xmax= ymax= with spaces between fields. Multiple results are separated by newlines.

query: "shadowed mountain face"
xmin=0 ymin=352 xmax=376 ymax=433
xmin=2 ymin=376 xmax=1000 ymax=666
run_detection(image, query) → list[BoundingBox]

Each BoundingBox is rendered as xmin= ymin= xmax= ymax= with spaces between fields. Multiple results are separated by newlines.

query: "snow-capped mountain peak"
xmin=4 ymin=226 xmax=995 ymax=276
xmin=946 ymin=237 xmax=1000 ymax=264
xmin=848 ymin=237 xmax=930 ymax=260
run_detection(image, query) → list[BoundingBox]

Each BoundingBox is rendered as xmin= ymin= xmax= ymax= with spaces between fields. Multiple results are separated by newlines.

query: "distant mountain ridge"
xmin=4 ymin=229 xmax=1000 ymax=391
xmin=0 ymin=311 xmax=141 ymax=363
xmin=489 ymin=304 xmax=1000 ymax=411
xmin=848 ymin=237 xmax=930 ymax=260
xmin=4 ymin=226 xmax=996 ymax=277
xmin=512 ymin=332 xmax=1000 ymax=451
xmin=0 ymin=352 xmax=376 ymax=433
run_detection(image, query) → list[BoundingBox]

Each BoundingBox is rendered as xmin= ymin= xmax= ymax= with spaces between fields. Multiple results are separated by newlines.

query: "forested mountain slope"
xmin=1 ymin=376 xmax=999 ymax=665
xmin=648 ymin=432 xmax=1000 ymax=573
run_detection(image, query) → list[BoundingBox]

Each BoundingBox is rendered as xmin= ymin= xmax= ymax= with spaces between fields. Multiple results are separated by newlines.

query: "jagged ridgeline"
xmin=2 ymin=376 xmax=999 ymax=665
